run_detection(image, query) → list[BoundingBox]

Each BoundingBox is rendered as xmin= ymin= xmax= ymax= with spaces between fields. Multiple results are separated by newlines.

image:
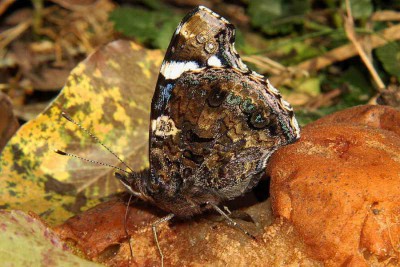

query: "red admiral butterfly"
xmin=57 ymin=5 xmax=300 ymax=265
xmin=118 ymin=5 xmax=299 ymax=263
xmin=117 ymin=5 xmax=300 ymax=217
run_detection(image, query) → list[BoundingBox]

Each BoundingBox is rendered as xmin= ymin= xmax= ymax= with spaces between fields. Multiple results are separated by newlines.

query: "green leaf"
xmin=277 ymin=41 xmax=323 ymax=65
xmin=342 ymin=0 xmax=373 ymax=19
xmin=248 ymin=0 xmax=310 ymax=35
xmin=375 ymin=41 xmax=400 ymax=80
xmin=328 ymin=66 xmax=372 ymax=107
xmin=109 ymin=7 xmax=182 ymax=49
xmin=136 ymin=0 xmax=164 ymax=10
xmin=296 ymin=77 xmax=321 ymax=97
xmin=0 ymin=210 xmax=101 ymax=266
xmin=339 ymin=67 xmax=371 ymax=105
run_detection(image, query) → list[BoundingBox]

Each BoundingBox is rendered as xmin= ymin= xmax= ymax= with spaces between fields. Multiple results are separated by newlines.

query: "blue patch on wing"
xmin=154 ymin=83 xmax=175 ymax=111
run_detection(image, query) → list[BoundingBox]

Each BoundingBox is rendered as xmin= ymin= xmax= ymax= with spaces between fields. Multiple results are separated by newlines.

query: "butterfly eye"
xmin=196 ymin=33 xmax=208 ymax=44
xmin=205 ymin=41 xmax=218 ymax=53
xmin=207 ymin=87 xmax=227 ymax=107
xmin=249 ymin=112 xmax=270 ymax=129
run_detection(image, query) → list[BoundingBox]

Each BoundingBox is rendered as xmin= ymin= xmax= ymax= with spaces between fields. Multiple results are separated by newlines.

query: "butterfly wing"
xmin=147 ymin=6 xmax=300 ymax=216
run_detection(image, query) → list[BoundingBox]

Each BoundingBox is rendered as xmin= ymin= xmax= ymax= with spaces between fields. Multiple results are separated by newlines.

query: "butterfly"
xmin=57 ymin=5 xmax=300 ymax=265
xmin=117 ymin=6 xmax=300 ymax=221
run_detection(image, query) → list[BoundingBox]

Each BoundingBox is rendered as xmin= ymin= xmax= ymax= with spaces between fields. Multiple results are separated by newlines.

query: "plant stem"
xmin=32 ymin=0 xmax=43 ymax=35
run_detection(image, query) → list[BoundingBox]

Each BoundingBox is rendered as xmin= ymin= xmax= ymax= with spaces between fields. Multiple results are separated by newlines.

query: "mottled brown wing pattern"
xmin=124 ymin=6 xmax=300 ymax=217
xmin=169 ymin=68 xmax=296 ymax=192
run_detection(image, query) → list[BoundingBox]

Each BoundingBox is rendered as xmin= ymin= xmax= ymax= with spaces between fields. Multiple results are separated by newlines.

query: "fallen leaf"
xmin=0 ymin=40 xmax=163 ymax=224
xmin=0 ymin=209 xmax=101 ymax=267
xmin=56 ymin=195 xmax=320 ymax=266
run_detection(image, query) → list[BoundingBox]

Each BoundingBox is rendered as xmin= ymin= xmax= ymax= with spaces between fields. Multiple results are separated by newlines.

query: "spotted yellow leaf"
xmin=0 ymin=40 xmax=163 ymax=224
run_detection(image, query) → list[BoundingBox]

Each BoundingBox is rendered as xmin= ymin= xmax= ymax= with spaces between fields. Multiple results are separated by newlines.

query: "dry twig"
xmin=242 ymin=55 xmax=286 ymax=75
xmin=0 ymin=0 xmax=15 ymax=16
xmin=305 ymin=89 xmax=342 ymax=110
xmin=267 ymin=23 xmax=400 ymax=87
xmin=344 ymin=0 xmax=385 ymax=91
xmin=0 ymin=21 xmax=32 ymax=50
xmin=372 ymin=10 xmax=400 ymax=21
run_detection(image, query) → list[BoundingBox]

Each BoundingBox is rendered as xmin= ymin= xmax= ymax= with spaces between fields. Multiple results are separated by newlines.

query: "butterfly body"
xmin=125 ymin=6 xmax=300 ymax=217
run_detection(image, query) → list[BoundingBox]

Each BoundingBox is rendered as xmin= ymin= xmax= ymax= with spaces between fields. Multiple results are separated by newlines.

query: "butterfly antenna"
xmin=61 ymin=112 xmax=135 ymax=173
xmin=54 ymin=149 xmax=131 ymax=175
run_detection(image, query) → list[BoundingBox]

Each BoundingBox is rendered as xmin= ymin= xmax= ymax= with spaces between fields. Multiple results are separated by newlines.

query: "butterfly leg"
xmin=208 ymin=202 xmax=256 ymax=240
xmin=152 ymin=213 xmax=175 ymax=267
xmin=124 ymin=194 xmax=134 ymax=264
xmin=223 ymin=205 xmax=232 ymax=215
